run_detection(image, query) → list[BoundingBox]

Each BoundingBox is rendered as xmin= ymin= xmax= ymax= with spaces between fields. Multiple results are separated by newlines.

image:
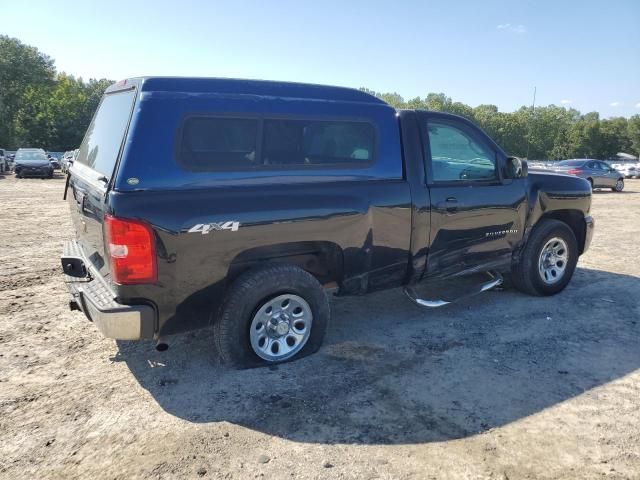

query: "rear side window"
xmin=179 ymin=117 xmax=258 ymax=170
xmin=177 ymin=117 xmax=375 ymax=171
xmin=262 ymin=120 xmax=374 ymax=166
xmin=76 ymin=89 xmax=136 ymax=178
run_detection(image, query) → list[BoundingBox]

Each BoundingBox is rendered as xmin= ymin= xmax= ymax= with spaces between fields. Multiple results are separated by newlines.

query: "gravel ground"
xmin=0 ymin=173 xmax=638 ymax=480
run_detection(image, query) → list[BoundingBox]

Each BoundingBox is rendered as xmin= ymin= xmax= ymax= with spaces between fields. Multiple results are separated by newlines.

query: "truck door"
xmin=419 ymin=112 xmax=527 ymax=278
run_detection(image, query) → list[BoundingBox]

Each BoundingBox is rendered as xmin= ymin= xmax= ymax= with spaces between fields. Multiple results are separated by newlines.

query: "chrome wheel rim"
xmin=615 ymin=179 xmax=624 ymax=191
xmin=249 ymin=294 xmax=312 ymax=362
xmin=538 ymin=237 xmax=569 ymax=285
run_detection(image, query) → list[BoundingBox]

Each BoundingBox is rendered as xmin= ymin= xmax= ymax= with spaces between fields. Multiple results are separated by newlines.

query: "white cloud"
xmin=610 ymin=101 xmax=621 ymax=107
xmin=560 ymin=99 xmax=572 ymax=104
xmin=636 ymin=102 xmax=640 ymax=109
xmin=497 ymin=23 xmax=526 ymax=34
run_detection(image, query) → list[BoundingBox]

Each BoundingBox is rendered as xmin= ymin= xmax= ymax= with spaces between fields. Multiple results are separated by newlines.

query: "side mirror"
xmin=506 ymin=156 xmax=528 ymax=179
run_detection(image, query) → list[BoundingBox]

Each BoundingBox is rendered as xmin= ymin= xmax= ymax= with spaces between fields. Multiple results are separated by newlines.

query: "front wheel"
xmin=511 ymin=219 xmax=578 ymax=296
xmin=214 ymin=264 xmax=330 ymax=368
xmin=612 ymin=178 xmax=624 ymax=192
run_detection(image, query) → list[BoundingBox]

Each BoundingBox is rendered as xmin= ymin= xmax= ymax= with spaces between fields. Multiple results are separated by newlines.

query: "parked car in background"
xmin=14 ymin=148 xmax=54 ymax=178
xmin=61 ymin=151 xmax=74 ymax=172
xmin=7 ymin=153 xmax=15 ymax=171
xmin=617 ymin=163 xmax=640 ymax=179
xmin=527 ymin=161 xmax=549 ymax=170
xmin=48 ymin=155 xmax=61 ymax=170
xmin=0 ymin=148 xmax=6 ymax=172
xmin=64 ymin=149 xmax=79 ymax=172
xmin=551 ymin=159 xmax=624 ymax=191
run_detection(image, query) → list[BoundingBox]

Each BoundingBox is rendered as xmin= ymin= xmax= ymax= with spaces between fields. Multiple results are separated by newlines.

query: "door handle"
xmin=436 ymin=197 xmax=459 ymax=213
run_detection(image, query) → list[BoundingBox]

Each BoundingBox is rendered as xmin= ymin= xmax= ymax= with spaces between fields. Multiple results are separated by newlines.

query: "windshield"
xmin=75 ymin=88 xmax=136 ymax=178
xmin=16 ymin=152 xmax=47 ymax=162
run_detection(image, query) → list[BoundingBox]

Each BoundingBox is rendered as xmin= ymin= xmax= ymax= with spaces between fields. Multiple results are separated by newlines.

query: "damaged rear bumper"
xmin=62 ymin=240 xmax=155 ymax=340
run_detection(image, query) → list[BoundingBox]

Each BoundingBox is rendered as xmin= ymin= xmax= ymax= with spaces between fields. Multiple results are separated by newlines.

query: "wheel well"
xmin=539 ymin=210 xmax=587 ymax=254
xmin=227 ymin=241 xmax=344 ymax=288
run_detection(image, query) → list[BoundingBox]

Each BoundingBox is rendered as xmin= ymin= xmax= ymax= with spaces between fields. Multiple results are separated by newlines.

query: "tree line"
xmin=1 ymin=35 xmax=639 ymax=159
xmin=361 ymin=90 xmax=640 ymax=160
xmin=0 ymin=35 xmax=111 ymax=151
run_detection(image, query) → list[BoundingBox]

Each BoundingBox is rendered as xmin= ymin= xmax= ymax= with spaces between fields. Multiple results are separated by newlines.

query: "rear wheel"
xmin=214 ymin=264 xmax=330 ymax=368
xmin=511 ymin=219 xmax=578 ymax=296
xmin=612 ymin=178 xmax=624 ymax=192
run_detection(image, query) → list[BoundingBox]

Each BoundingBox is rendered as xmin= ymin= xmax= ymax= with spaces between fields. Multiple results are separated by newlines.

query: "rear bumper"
xmin=62 ymin=240 xmax=155 ymax=340
xmin=583 ymin=215 xmax=594 ymax=253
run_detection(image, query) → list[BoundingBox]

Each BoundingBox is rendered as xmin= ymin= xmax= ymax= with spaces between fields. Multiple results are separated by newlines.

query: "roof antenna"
xmin=525 ymin=86 xmax=537 ymax=160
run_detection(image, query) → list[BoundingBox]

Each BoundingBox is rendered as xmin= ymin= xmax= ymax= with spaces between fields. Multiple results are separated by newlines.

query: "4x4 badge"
xmin=188 ymin=222 xmax=240 ymax=234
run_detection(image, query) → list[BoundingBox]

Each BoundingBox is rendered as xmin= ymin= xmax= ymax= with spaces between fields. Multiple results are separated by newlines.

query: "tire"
xmin=511 ymin=219 xmax=578 ymax=296
xmin=612 ymin=178 xmax=624 ymax=192
xmin=213 ymin=264 xmax=330 ymax=368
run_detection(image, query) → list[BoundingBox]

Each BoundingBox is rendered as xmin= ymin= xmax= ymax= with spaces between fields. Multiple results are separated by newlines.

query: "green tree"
xmin=565 ymin=112 xmax=601 ymax=158
xmin=626 ymin=115 xmax=640 ymax=157
xmin=13 ymin=84 xmax=53 ymax=147
xmin=599 ymin=117 xmax=631 ymax=159
xmin=0 ymin=35 xmax=55 ymax=148
xmin=14 ymin=74 xmax=114 ymax=150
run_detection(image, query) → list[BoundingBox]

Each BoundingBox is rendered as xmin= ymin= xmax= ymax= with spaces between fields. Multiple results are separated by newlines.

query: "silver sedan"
xmin=551 ymin=159 xmax=624 ymax=192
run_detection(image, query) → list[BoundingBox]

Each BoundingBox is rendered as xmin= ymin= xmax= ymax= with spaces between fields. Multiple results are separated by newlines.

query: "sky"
xmin=2 ymin=0 xmax=639 ymax=118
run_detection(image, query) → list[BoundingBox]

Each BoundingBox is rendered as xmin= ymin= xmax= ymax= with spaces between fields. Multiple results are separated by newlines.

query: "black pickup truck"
xmin=61 ymin=77 xmax=594 ymax=367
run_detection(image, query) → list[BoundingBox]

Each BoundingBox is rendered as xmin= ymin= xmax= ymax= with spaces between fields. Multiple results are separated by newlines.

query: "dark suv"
xmin=61 ymin=77 xmax=593 ymax=367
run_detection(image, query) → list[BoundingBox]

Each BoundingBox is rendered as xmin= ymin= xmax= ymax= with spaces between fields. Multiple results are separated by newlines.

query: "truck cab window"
xmin=426 ymin=122 xmax=497 ymax=182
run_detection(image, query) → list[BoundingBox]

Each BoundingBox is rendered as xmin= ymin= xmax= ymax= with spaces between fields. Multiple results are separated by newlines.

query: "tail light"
xmin=567 ymin=169 xmax=581 ymax=175
xmin=104 ymin=214 xmax=157 ymax=284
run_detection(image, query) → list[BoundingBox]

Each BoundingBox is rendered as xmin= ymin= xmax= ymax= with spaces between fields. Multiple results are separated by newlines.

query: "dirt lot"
xmin=0 ymin=173 xmax=638 ymax=480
